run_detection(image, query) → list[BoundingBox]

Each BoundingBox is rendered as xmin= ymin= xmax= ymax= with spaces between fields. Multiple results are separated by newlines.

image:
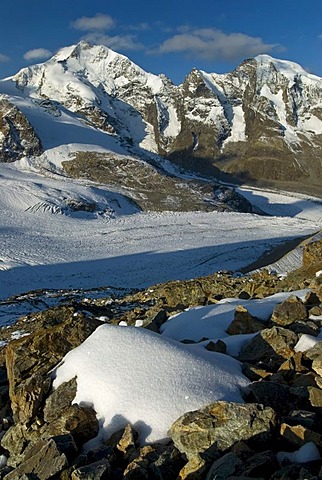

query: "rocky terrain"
xmin=1 ymin=42 xmax=322 ymax=201
xmin=0 ymin=237 xmax=321 ymax=479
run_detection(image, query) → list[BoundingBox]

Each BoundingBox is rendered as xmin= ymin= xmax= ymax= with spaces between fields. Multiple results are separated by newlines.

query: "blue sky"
xmin=1 ymin=0 xmax=321 ymax=84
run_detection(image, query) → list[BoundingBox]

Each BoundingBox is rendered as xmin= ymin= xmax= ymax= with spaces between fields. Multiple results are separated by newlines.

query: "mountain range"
xmin=0 ymin=41 xmax=322 ymax=206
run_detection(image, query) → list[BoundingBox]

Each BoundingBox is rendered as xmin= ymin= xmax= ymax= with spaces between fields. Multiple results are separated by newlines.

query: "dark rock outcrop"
xmin=0 ymin=97 xmax=42 ymax=161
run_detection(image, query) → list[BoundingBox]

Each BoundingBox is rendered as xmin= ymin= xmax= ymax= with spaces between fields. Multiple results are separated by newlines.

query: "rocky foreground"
xmin=0 ymin=239 xmax=321 ymax=479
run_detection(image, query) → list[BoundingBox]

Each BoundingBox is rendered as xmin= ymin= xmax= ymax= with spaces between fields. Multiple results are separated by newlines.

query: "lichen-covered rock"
xmin=238 ymin=326 xmax=298 ymax=370
xmin=303 ymin=239 xmax=322 ymax=268
xmin=226 ymin=305 xmax=265 ymax=335
xmin=5 ymin=314 xmax=102 ymax=423
xmin=271 ymin=295 xmax=308 ymax=326
xmin=4 ymin=434 xmax=77 ymax=480
xmin=305 ymin=342 xmax=322 ymax=377
xmin=118 ymin=442 xmax=184 ymax=480
xmin=44 ymin=404 xmax=99 ymax=448
xmin=177 ymin=454 xmax=207 ymax=480
xmin=168 ymin=401 xmax=276 ymax=460
xmin=106 ymin=423 xmax=138 ymax=460
xmin=43 ymin=377 xmax=77 ymax=423
xmin=9 ymin=372 xmax=51 ymax=425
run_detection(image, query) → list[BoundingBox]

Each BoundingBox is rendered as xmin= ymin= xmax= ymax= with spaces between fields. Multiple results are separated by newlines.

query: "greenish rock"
xmin=239 ymin=326 xmax=298 ymax=370
xmin=168 ymin=401 xmax=276 ymax=460
xmin=44 ymin=404 xmax=99 ymax=448
xmin=271 ymin=295 xmax=308 ymax=326
xmin=43 ymin=377 xmax=77 ymax=423
xmin=5 ymin=314 xmax=102 ymax=423
xmin=4 ymin=435 xmax=77 ymax=480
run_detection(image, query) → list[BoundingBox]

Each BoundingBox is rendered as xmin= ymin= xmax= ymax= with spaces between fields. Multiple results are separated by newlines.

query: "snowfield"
xmin=53 ymin=324 xmax=248 ymax=445
xmin=0 ymin=160 xmax=321 ymax=303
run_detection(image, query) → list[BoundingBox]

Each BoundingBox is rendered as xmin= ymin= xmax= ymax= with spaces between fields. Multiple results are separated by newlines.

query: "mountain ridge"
xmin=1 ymin=41 xmax=322 ymax=198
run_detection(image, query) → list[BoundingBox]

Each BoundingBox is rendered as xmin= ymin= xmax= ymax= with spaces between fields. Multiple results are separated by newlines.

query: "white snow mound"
xmin=53 ymin=324 xmax=248 ymax=445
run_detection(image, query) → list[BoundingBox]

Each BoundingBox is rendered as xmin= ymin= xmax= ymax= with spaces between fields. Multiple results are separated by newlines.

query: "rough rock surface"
xmin=168 ymin=402 xmax=276 ymax=460
xmin=238 ymin=326 xmax=299 ymax=369
xmin=0 ymin=97 xmax=42 ymax=161
xmin=0 ymin=247 xmax=322 ymax=478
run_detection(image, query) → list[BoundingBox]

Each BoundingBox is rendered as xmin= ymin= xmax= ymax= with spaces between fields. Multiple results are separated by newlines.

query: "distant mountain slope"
xmin=1 ymin=42 xmax=321 ymax=197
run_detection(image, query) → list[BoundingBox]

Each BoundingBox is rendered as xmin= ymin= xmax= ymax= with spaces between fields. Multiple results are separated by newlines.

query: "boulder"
xmin=305 ymin=342 xmax=322 ymax=377
xmin=205 ymin=340 xmax=227 ymax=353
xmin=289 ymin=320 xmax=320 ymax=336
xmin=239 ymin=327 xmax=298 ymax=370
xmin=168 ymin=401 xmax=276 ymax=460
xmin=279 ymin=423 xmax=322 ymax=448
xmin=226 ymin=305 xmax=265 ymax=335
xmin=284 ymin=410 xmax=317 ymax=430
xmin=242 ymin=363 xmax=272 ymax=381
xmin=9 ymin=372 xmax=51 ymax=425
xmin=106 ymin=423 xmax=138 ymax=461
xmin=278 ymin=351 xmax=309 ymax=374
xmin=246 ymin=382 xmax=304 ymax=416
xmin=71 ymin=459 xmax=111 ymax=479
xmin=177 ymin=454 xmax=207 ymax=480
xmin=271 ymin=295 xmax=308 ymax=327
xmin=290 ymin=385 xmax=322 ymax=409
xmin=122 ymin=444 xmax=177 ymax=480
xmin=43 ymin=377 xmax=77 ymax=423
xmin=4 ymin=434 xmax=77 ymax=480
xmin=44 ymin=404 xmax=99 ymax=448
xmin=5 ymin=314 xmax=102 ymax=424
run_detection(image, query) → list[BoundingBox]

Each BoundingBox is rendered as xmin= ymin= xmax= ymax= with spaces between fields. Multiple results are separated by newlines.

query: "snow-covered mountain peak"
xmin=6 ymin=42 xmax=170 ymax=112
xmin=1 ymin=44 xmax=322 ymax=197
xmin=254 ymin=54 xmax=321 ymax=84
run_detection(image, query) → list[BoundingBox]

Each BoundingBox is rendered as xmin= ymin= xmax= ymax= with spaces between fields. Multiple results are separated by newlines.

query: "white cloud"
xmin=70 ymin=12 xmax=143 ymax=52
xmin=0 ymin=53 xmax=10 ymax=62
xmin=23 ymin=48 xmax=53 ymax=61
xmin=124 ymin=22 xmax=151 ymax=32
xmin=71 ymin=13 xmax=115 ymax=31
xmin=83 ymin=32 xmax=144 ymax=51
xmin=152 ymin=27 xmax=283 ymax=61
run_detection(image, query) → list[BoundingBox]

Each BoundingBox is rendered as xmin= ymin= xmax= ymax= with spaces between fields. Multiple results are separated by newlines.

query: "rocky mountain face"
xmin=0 ymin=42 xmax=321 ymax=198
xmin=0 ymin=98 xmax=42 ymax=161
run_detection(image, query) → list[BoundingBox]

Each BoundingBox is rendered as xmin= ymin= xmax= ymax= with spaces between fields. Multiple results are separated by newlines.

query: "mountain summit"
xmin=1 ymin=42 xmax=322 ymax=196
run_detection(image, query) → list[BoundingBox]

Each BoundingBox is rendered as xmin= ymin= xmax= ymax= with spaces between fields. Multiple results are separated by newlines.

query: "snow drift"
xmin=53 ymin=324 xmax=248 ymax=445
